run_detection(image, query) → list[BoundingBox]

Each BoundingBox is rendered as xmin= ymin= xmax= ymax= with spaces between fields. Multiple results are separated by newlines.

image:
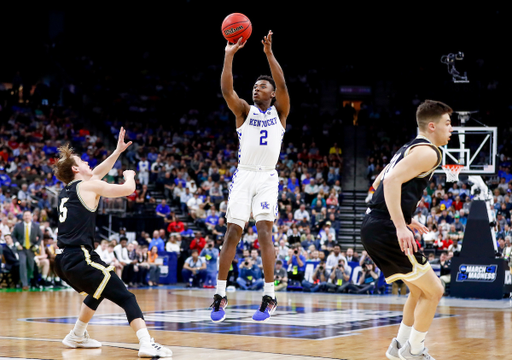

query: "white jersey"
xmin=236 ymin=105 xmax=285 ymax=169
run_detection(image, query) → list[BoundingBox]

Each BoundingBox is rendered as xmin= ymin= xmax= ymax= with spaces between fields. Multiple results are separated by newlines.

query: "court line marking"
xmin=0 ymin=336 xmax=343 ymax=359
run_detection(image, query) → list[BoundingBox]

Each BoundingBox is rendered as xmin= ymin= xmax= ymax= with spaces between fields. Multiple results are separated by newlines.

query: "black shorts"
xmin=54 ymin=246 xmax=116 ymax=300
xmin=360 ymin=212 xmax=431 ymax=284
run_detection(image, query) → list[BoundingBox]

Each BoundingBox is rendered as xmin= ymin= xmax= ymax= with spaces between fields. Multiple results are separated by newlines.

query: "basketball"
xmin=221 ymin=13 xmax=252 ymax=44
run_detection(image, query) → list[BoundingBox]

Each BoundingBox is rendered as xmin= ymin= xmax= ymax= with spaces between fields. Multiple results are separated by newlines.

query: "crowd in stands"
xmin=2 ymin=32 xmax=512 ymax=296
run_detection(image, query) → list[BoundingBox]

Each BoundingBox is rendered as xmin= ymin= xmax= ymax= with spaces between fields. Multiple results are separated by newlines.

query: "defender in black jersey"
xmin=361 ymin=100 xmax=453 ymax=360
xmin=53 ymin=128 xmax=172 ymax=358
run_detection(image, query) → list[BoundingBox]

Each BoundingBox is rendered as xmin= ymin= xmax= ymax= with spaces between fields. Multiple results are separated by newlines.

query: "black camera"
xmin=294 ymin=249 xmax=298 ymax=255
xmin=244 ymin=261 xmax=249 ymax=266
xmin=318 ymin=265 xmax=324 ymax=271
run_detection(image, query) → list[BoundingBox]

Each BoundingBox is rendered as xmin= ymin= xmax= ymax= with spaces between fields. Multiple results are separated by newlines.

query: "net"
xmin=442 ymin=164 xmax=464 ymax=182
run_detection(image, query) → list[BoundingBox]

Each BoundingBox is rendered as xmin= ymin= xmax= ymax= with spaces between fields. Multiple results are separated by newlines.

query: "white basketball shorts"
xmin=225 ymin=167 xmax=279 ymax=228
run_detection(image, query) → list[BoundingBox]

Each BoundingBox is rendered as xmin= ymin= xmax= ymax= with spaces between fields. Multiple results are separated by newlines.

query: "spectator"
xmin=147 ymin=245 xmax=161 ymax=286
xmin=293 ymin=203 xmax=310 ymax=223
xmin=200 ymin=237 xmax=219 ymax=288
xmin=180 ymin=187 xmax=193 ymax=214
xmin=155 ymin=199 xmax=171 ymax=218
xmin=302 ymin=260 xmax=329 ymax=292
xmin=204 ymin=207 xmax=220 ymax=232
xmin=274 ymin=259 xmax=288 ymax=292
xmin=327 ymin=258 xmax=352 ymax=293
xmin=10 ymin=210 xmax=43 ymax=289
xmin=286 ymin=244 xmax=306 ymax=283
xmin=2 ymin=233 xmax=20 ymax=286
xmin=190 ymin=231 xmax=206 ymax=253
xmin=138 ymin=155 xmax=150 ymax=185
xmin=439 ymin=252 xmax=451 ymax=294
xmin=148 ymin=230 xmax=165 ymax=254
xmin=236 ymin=257 xmax=264 ymax=290
xmin=182 ymin=249 xmax=207 ymax=287
xmin=167 ymin=213 xmax=185 ymax=234
xmin=345 ymin=248 xmax=359 ymax=263
xmin=345 ymin=260 xmax=379 ymax=294
xmin=325 ymin=244 xmax=348 ymax=275
xmin=212 ymin=217 xmax=227 ymax=241
xmin=165 ymin=234 xmax=181 ymax=254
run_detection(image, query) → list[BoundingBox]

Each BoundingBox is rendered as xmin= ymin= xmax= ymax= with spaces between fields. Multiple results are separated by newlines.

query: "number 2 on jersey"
xmin=59 ymin=197 xmax=69 ymax=223
xmin=260 ymin=130 xmax=268 ymax=145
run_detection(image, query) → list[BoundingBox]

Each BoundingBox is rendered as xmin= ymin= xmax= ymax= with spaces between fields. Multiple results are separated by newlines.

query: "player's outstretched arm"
xmin=262 ymin=31 xmax=290 ymax=123
xmin=83 ymin=170 xmax=136 ymax=199
xmin=221 ymin=38 xmax=250 ymax=127
xmin=382 ymin=146 xmax=438 ymax=253
xmin=91 ymin=127 xmax=132 ymax=181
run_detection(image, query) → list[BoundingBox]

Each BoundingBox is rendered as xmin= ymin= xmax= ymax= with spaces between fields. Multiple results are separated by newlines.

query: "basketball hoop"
xmin=442 ymin=164 xmax=464 ymax=182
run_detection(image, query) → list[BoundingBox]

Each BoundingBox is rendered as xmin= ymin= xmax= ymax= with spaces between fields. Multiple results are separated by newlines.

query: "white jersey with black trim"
xmin=236 ymin=105 xmax=285 ymax=170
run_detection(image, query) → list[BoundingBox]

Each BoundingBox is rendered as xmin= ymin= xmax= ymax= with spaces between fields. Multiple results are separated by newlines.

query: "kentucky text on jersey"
xmin=249 ymin=117 xmax=278 ymax=127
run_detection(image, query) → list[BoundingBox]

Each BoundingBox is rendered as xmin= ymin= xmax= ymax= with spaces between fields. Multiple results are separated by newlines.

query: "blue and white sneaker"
xmin=252 ymin=295 xmax=278 ymax=322
xmin=210 ymin=294 xmax=228 ymax=323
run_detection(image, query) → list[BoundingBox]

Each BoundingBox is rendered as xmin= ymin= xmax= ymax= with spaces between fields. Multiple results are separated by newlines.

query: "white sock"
xmin=263 ymin=282 xmax=275 ymax=298
xmin=136 ymin=328 xmax=151 ymax=345
xmin=409 ymin=327 xmax=427 ymax=354
xmin=73 ymin=319 xmax=88 ymax=337
xmin=216 ymin=279 xmax=227 ymax=297
xmin=396 ymin=322 xmax=412 ymax=347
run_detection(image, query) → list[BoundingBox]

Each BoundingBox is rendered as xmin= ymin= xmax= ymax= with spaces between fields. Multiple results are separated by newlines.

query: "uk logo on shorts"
xmin=261 ymin=202 xmax=270 ymax=210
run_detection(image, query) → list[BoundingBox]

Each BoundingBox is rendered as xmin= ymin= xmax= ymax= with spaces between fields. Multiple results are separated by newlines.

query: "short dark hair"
xmin=256 ymin=75 xmax=275 ymax=90
xmin=416 ymin=100 xmax=453 ymax=131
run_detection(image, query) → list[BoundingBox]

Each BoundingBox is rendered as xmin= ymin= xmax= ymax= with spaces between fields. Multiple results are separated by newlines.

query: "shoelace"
xmin=259 ymin=296 xmax=274 ymax=312
xmin=210 ymin=295 xmax=225 ymax=311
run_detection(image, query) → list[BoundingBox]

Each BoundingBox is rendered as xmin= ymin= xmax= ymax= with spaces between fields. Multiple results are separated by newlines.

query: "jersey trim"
xmin=403 ymin=137 xmax=442 ymax=178
xmin=81 ymin=246 xmax=115 ymax=299
xmin=76 ymin=180 xmax=98 ymax=213
xmin=384 ymin=251 xmax=432 ymax=284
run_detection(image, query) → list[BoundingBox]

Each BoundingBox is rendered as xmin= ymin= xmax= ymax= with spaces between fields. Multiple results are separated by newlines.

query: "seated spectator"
xmin=167 ymin=213 xmax=185 ymax=234
xmin=155 ymin=199 xmax=171 ymax=218
xmin=293 ymin=203 xmax=310 ymax=223
xmin=200 ymin=237 xmax=219 ymax=288
xmin=204 ymin=207 xmax=220 ymax=232
xmin=236 ymin=257 xmax=264 ymax=290
xmin=190 ymin=231 xmax=206 ymax=253
xmin=180 ymin=223 xmax=195 ymax=238
xmin=287 ymin=224 xmax=302 ymax=246
xmin=134 ymin=245 xmax=150 ymax=286
xmin=180 ymin=187 xmax=193 ymax=214
xmin=250 ymin=249 xmax=263 ymax=272
xmin=274 ymin=259 xmax=288 ymax=291
xmin=345 ymin=248 xmax=359 ymax=263
xmin=212 ymin=217 xmax=227 ymax=241
xmin=439 ymin=252 xmax=451 ymax=294
xmin=187 ymin=192 xmax=203 ymax=220
xmin=325 ymin=244 xmax=348 ymax=275
xmin=241 ymin=226 xmax=257 ymax=249
xmin=165 ymin=234 xmax=181 ymax=254
xmin=148 ymin=230 xmax=166 ymax=254
xmin=114 ymin=237 xmax=135 ymax=284
xmin=302 ymin=260 xmax=329 ymax=292
xmin=2 ymin=234 xmax=20 ymax=286
xmin=147 ymin=245 xmax=161 ymax=286
xmin=182 ymin=249 xmax=207 ymax=287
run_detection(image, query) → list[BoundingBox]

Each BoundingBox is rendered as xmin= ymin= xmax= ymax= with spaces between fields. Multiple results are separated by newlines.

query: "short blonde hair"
xmin=53 ymin=143 xmax=77 ymax=185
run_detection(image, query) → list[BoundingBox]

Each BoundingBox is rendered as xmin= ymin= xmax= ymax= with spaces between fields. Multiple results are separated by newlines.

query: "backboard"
xmin=432 ymin=126 xmax=498 ymax=175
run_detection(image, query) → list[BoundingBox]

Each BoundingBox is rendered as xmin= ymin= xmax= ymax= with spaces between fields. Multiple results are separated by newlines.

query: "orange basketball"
xmin=221 ymin=13 xmax=252 ymax=44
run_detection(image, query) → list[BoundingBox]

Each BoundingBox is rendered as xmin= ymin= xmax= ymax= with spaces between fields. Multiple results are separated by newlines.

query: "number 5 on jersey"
xmin=59 ymin=197 xmax=69 ymax=223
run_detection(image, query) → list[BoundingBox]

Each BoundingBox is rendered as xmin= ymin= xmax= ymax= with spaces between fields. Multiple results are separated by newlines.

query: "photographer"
xmin=345 ymin=260 xmax=380 ymax=294
xmin=236 ymin=257 xmax=264 ymax=290
xmin=302 ymin=260 xmax=328 ymax=292
xmin=274 ymin=260 xmax=288 ymax=292
xmin=200 ymin=237 xmax=219 ymax=288
xmin=287 ymin=244 xmax=306 ymax=284
xmin=326 ymin=258 xmax=351 ymax=293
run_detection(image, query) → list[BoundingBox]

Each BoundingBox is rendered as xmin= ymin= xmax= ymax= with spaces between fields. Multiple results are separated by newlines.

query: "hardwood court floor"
xmin=0 ymin=286 xmax=511 ymax=359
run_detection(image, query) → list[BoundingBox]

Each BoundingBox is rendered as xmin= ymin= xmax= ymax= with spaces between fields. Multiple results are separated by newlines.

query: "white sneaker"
xmin=62 ymin=330 xmax=102 ymax=348
xmin=138 ymin=338 xmax=173 ymax=358
xmin=386 ymin=338 xmax=401 ymax=360
xmin=399 ymin=341 xmax=435 ymax=360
